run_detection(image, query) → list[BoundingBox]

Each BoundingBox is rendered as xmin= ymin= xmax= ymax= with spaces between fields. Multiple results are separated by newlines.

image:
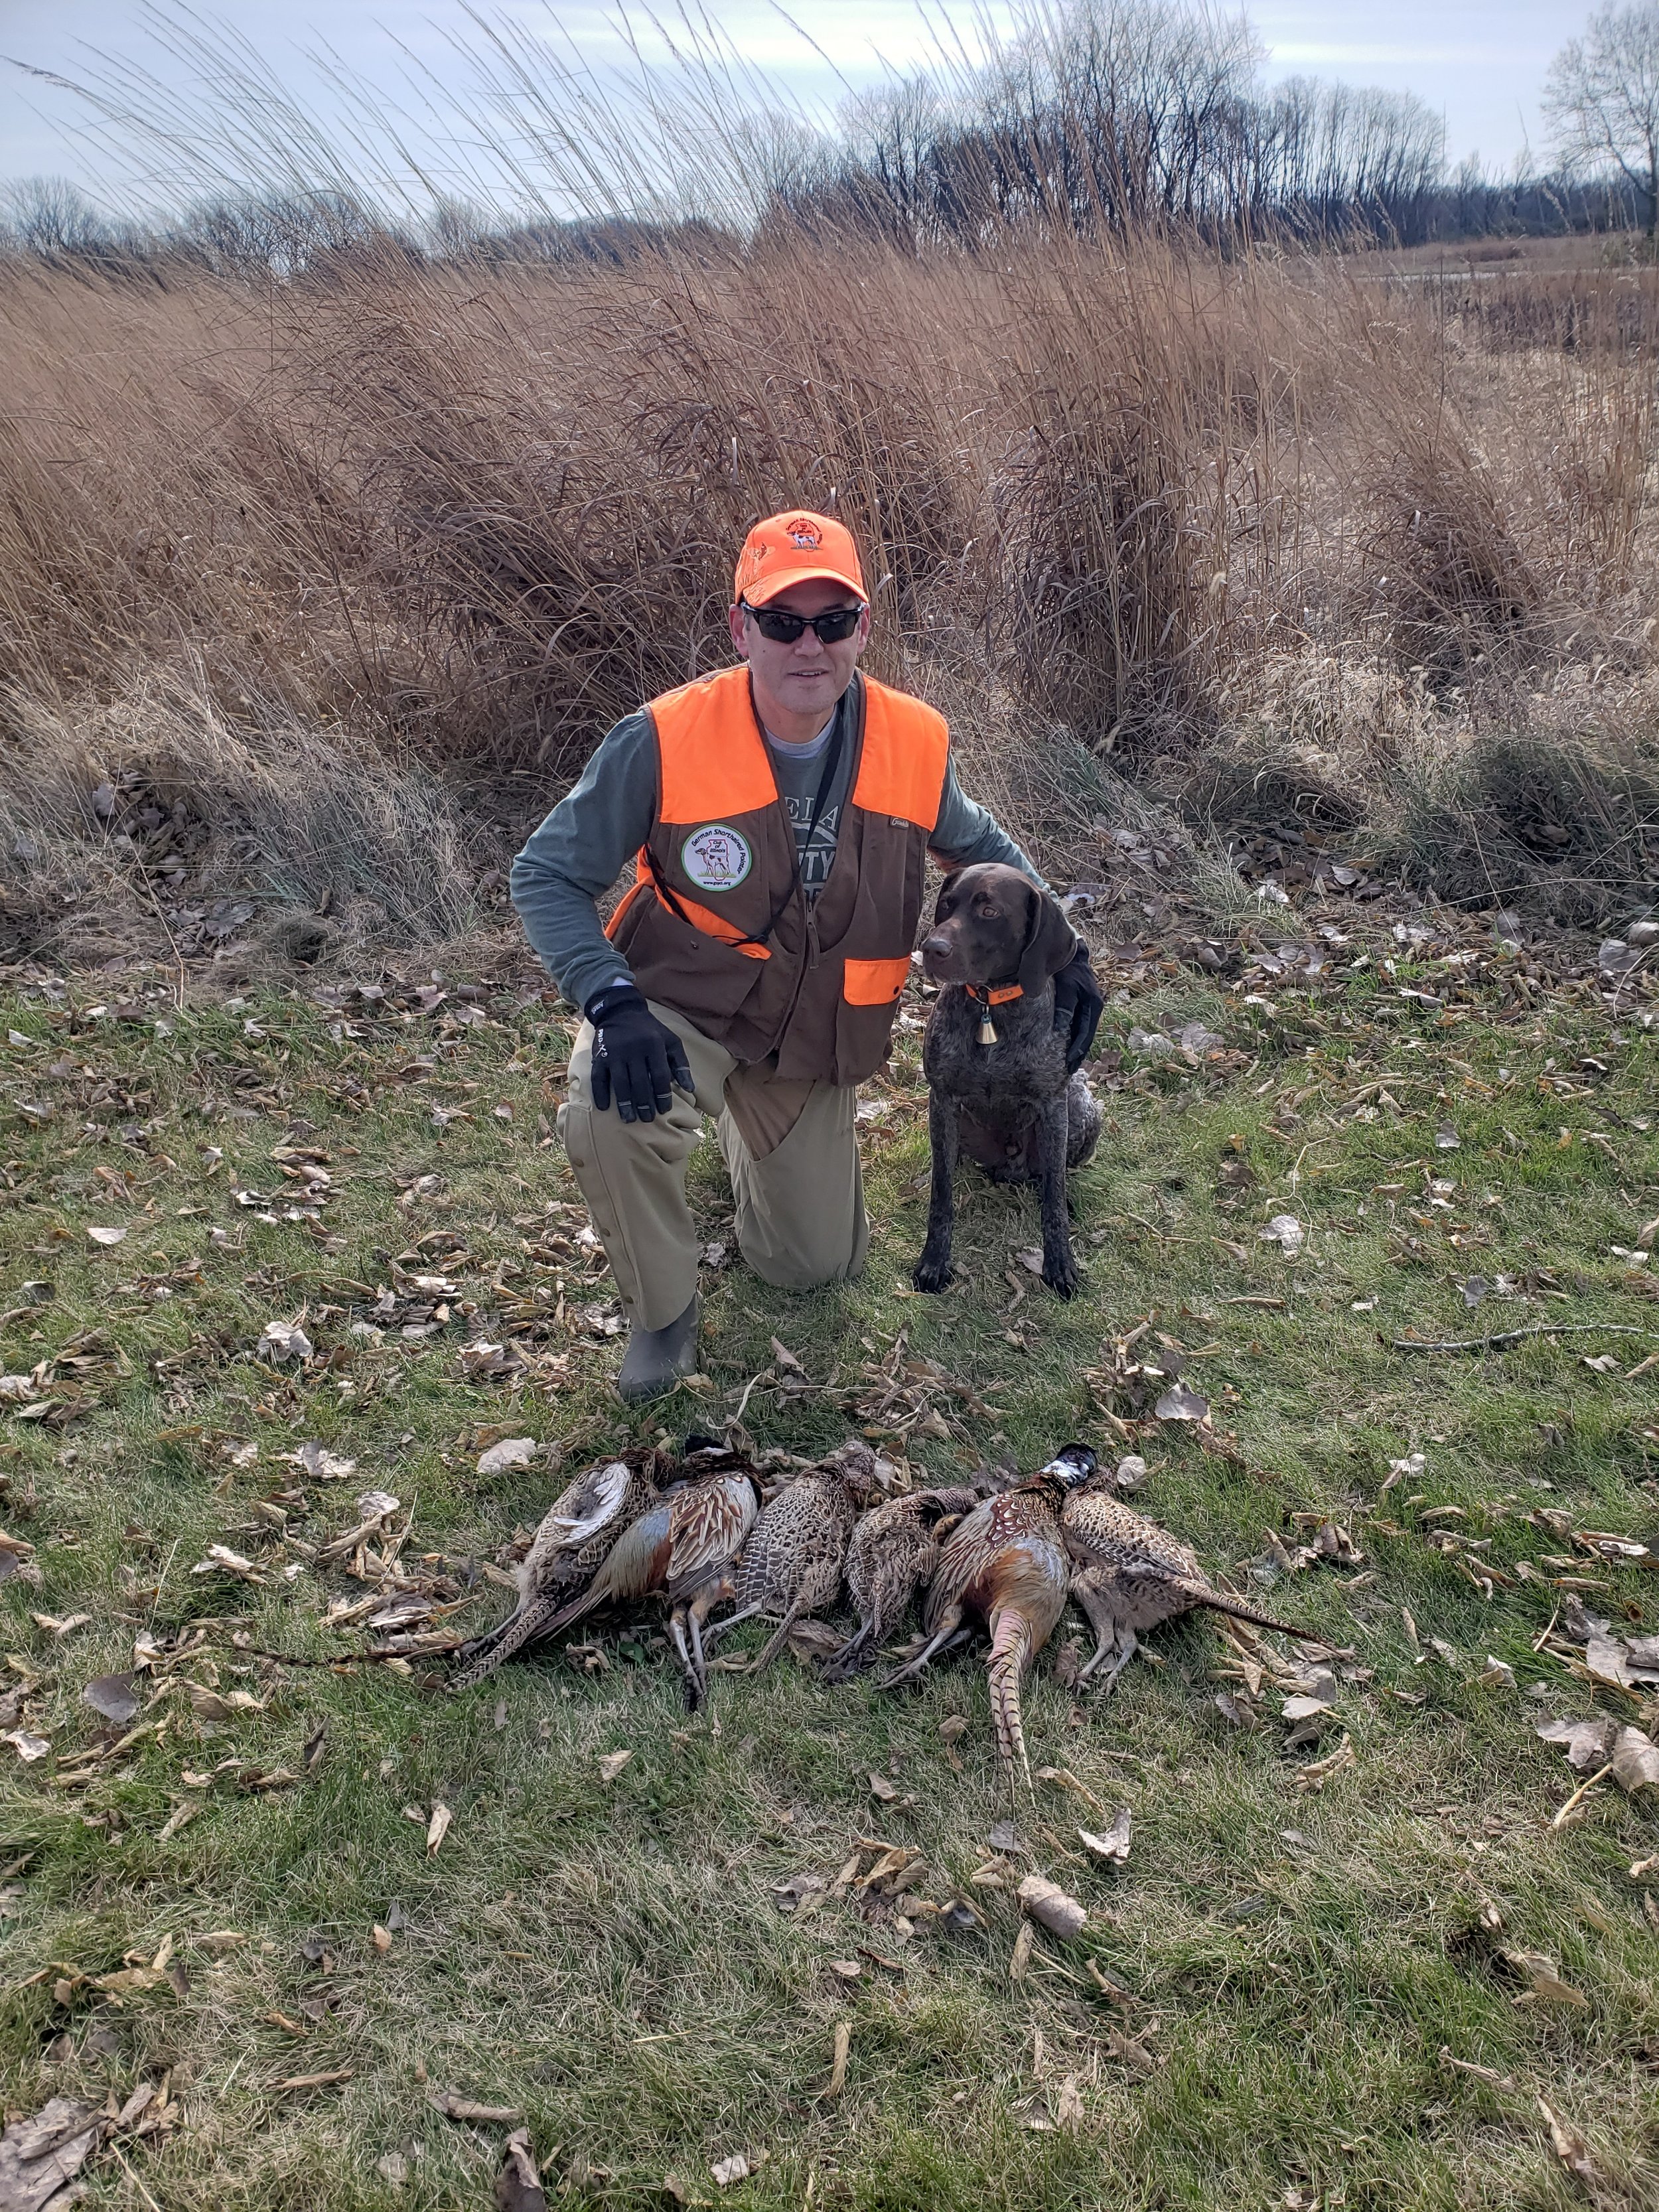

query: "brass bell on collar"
xmin=977 ymin=1008 xmax=998 ymax=1047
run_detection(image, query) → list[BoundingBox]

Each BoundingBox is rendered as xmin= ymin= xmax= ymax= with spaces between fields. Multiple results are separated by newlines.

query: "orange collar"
xmin=968 ymin=982 xmax=1023 ymax=1007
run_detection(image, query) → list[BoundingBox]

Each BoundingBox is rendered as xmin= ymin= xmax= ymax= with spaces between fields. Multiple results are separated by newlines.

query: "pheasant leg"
xmin=1092 ymin=1623 xmax=1139 ymax=1697
xmin=697 ymin=1601 xmax=764 ymax=1653
xmin=668 ymin=1610 xmax=702 ymax=1708
xmin=879 ymin=1611 xmax=967 ymax=1690
xmin=1072 ymin=1579 xmax=1122 ymax=1684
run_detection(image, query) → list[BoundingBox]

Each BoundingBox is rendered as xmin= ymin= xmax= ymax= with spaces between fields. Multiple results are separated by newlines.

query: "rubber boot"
xmin=616 ymin=1294 xmax=700 ymax=1404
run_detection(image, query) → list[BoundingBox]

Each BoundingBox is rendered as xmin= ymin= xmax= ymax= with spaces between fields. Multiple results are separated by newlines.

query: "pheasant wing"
xmin=666 ymin=1474 xmax=758 ymax=1593
xmin=1062 ymin=1493 xmax=1205 ymax=1584
xmin=543 ymin=1458 xmax=634 ymax=1551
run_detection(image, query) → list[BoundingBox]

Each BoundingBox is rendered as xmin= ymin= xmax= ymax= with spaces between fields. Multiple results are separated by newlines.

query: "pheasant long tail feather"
xmin=449 ymin=1593 xmax=568 ymax=1690
xmin=1194 ymin=1587 xmax=1314 ymax=1639
xmin=987 ymin=1607 xmax=1037 ymax=1791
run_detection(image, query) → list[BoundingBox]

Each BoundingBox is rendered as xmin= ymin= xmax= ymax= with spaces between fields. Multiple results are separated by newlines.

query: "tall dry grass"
xmin=3 ymin=218 xmax=1658 ymax=965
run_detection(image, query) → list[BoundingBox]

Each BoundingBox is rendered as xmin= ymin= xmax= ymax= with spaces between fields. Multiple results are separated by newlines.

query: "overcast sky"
xmin=0 ymin=1 xmax=1582 ymax=208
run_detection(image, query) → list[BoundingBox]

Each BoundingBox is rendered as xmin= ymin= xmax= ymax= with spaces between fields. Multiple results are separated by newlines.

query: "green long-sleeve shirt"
xmin=510 ymin=692 xmax=1042 ymax=1012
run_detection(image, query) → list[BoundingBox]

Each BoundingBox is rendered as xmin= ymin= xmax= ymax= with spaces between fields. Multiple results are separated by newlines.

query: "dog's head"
xmin=919 ymin=862 xmax=1077 ymax=995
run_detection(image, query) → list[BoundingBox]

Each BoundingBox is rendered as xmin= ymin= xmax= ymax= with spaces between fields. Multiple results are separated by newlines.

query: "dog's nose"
xmin=922 ymin=932 xmax=952 ymax=957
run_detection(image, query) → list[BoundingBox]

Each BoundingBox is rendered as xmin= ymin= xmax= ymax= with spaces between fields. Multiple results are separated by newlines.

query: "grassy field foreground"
xmin=1 ymin=939 xmax=1658 ymax=2211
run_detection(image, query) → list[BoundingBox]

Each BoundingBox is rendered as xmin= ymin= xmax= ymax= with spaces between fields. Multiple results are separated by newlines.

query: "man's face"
xmin=727 ymin=575 xmax=871 ymax=730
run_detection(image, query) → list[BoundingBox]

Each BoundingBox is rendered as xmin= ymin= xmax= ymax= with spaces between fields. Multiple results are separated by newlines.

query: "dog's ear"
xmin=931 ymin=866 xmax=965 ymax=924
xmin=1017 ymin=880 xmax=1078 ymax=996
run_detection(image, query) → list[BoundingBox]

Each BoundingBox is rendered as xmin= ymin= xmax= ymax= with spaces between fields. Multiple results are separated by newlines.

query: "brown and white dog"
xmin=912 ymin=863 xmax=1102 ymax=1299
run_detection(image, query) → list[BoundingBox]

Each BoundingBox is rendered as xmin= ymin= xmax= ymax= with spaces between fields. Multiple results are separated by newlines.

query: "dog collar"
xmin=966 ymin=980 xmax=1023 ymax=1045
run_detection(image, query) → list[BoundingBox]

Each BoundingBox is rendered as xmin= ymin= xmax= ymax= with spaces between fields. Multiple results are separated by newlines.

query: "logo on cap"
xmin=786 ymin=517 xmax=822 ymax=549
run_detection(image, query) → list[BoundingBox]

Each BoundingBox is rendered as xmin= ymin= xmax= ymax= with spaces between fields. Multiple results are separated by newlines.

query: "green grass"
xmin=1 ymin=958 xmax=1658 ymax=2210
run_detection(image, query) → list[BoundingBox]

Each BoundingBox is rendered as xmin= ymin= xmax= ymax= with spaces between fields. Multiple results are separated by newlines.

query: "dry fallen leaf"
xmin=0 ymin=2096 xmax=102 ymax=2210
xmin=1537 ymin=2093 xmax=1615 ymax=2201
xmin=1536 ymin=1716 xmax=1615 ymax=1772
xmin=769 ymin=1337 xmax=803 ymax=1370
xmin=938 ymin=1714 xmax=970 ymax=1745
xmin=259 ymin=1319 xmax=313 ymax=1362
xmin=1282 ymin=1694 xmax=1333 ymax=1723
xmin=156 ymin=1801 xmax=200 ymax=1844
xmin=477 ymin=1438 xmax=536 ymax=1477
xmin=1504 ymin=1949 xmax=1588 ymax=2008
xmin=1295 ymin=1732 xmax=1356 ymax=1792
xmin=1611 ymin=1726 xmax=1659 ymax=1794
xmin=596 ymin=1749 xmax=633 ymax=1783
xmin=1155 ymin=1382 xmax=1210 ymax=1423
xmin=82 ymin=1672 xmax=140 ymax=1727
xmin=822 ymin=2020 xmax=851 ymax=2099
xmin=1053 ymin=2074 xmax=1084 ymax=2132
xmin=372 ymin=1925 xmax=393 ymax=1953
xmin=425 ymin=1803 xmax=453 ymax=1856
xmin=429 ymin=2090 xmax=524 ymax=2123
xmin=1009 ymin=1921 xmax=1035 ymax=1982
xmin=1078 ymin=1808 xmax=1132 ymax=1864
xmin=1258 ymin=1213 xmax=1305 ymax=1258
xmin=3 ymin=1730 xmax=50 ymax=1763
xmin=293 ymin=1441 xmax=355 ymax=1481
xmin=711 ymin=2150 xmax=766 ymax=2187
xmin=1018 ymin=1874 xmax=1088 ymax=1940
xmin=868 ymin=1771 xmax=899 ymax=1803
xmin=86 ymin=1224 xmax=127 ymax=1247
xmin=1584 ymin=1635 xmax=1633 ymax=1690
xmin=1439 ymin=2047 xmax=1515 ymax=2090
xmin=495 ymin=2128 xmax=547 ymax=2212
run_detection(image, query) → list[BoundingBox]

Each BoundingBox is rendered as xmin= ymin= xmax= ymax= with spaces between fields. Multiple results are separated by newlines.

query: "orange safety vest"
xmin=605 ymin=666 xmax=950 ymax=1084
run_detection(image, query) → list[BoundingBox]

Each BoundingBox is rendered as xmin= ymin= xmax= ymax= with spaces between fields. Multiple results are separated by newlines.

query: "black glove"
xmin=1051 ymin=944 xmax=1104 ymax=1074
xmin=584 ymin=986 xmax=693 ymax=1123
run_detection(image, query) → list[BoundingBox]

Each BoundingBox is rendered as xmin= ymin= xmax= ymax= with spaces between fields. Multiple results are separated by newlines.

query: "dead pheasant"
xmin=884 ymin=1447 xmax=1097 ymax=1789
xmin=1062 ymin=1485 xmax=1313 ymax=1692
xmin=699 ymin=1441 xmax=880 ymax=1674
xmin=449 ymin=1447 xmax=668 ymax=1690
xmin=508 ymin=1437 xmax=760 ymax=1708
xmin=820 ymin=1484 xmax=979 ymax=1684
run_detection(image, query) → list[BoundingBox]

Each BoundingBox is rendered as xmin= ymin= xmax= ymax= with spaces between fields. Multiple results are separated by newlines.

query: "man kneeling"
xmin=510 ymin=510 xmax=1101 ymax=1401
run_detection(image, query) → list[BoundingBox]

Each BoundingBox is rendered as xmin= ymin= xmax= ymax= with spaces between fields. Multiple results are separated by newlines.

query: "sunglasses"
xmin=740 ymin=599 xmax=865 ymax=644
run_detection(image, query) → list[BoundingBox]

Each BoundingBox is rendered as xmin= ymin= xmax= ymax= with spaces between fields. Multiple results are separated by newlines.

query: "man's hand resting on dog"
xmin=584 ymin=986 xmax=694 ymax=1122
xmin=1051 ymin=945 xmax=1104 ymax=1073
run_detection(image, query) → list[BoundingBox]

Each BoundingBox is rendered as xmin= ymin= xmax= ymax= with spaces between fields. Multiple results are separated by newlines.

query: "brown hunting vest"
xmin=606 ymin=666 xmax=950 ymax=1086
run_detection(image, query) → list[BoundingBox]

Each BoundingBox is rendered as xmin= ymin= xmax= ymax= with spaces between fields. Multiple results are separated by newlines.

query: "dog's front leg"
xmin=912 ymin=1088 xmax=961 ymax=1292
xmin=1036 ymin=1092 xmax=1078 ymax=1298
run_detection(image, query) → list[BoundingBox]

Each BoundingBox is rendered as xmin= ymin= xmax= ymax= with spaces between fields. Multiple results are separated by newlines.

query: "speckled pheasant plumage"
xmin=885 ymin=1449 xmax=1096 ymax=1789
xmin=701 ymin=1443 xmax=879 ymax=1674
xmin=1061 ymin=1485 xmax=1311 ymax=1692
xmin=479 ymin=1440 xmax=760 ymax=1708
xmin=450 ymin=1447 xmax=668 ymax=1690
xmin=820 ymin=1485 xmax=979 ymax=1683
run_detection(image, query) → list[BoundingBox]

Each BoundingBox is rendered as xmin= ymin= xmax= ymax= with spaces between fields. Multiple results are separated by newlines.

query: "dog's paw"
xmin=1042 ymin=1255 xmax=1080 ymax=1299
xmin=912 ymin=1254 xmax=954 ymax=1293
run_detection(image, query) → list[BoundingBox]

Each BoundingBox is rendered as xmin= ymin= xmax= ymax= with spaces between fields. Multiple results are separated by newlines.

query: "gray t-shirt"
xmin=762 ymin=705 xmax=853 ymax=899
xmin=510 ymin=676 xmax=1043 ymax=1012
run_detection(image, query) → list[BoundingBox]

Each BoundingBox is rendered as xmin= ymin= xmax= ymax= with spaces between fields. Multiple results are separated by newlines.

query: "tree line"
xmin=3 ymin=1 xmax=1658 ymax=273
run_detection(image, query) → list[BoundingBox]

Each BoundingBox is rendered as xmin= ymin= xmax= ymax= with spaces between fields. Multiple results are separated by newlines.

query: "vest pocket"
xmin=842 ymin=955 xmax=911 ymax=1006
xmin=614 ymin=894 xmax=770 ymax=1023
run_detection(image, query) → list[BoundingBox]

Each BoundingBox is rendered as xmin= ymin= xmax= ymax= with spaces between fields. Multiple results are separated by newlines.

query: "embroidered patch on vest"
xmin=680 ymin=824 xmax=753 ymax=891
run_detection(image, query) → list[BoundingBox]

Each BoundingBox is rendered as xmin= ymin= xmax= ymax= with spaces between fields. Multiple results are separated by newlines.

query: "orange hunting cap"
xmin=733 ymin=510 xmax=867 ymax=608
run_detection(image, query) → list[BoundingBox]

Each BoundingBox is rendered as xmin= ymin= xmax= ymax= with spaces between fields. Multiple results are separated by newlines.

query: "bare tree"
xmin=1544 ymin=3 xmax=1659 ymax=240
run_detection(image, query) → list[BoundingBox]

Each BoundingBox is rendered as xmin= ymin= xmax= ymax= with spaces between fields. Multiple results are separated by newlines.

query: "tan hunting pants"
xmin=558 ymin=999 xmax=869 ymax=1332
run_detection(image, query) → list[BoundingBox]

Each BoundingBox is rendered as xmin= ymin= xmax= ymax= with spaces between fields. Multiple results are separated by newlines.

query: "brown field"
xmin=2 ymin=220 xmax=1657 ymax=976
